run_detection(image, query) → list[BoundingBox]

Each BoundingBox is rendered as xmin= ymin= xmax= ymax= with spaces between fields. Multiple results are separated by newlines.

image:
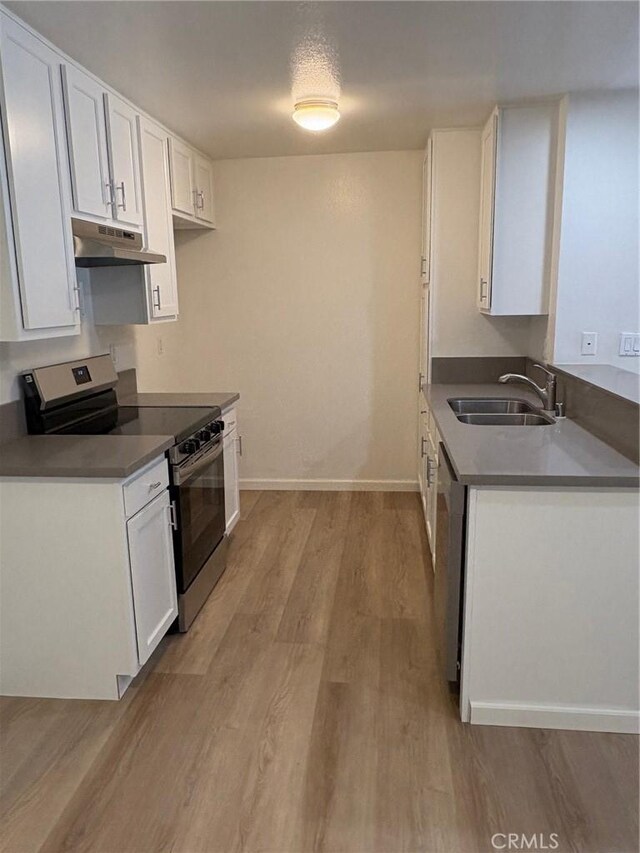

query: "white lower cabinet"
xmin=223 ymin=408 xmax=241 ymax=534
xmin=127 ymin=490 xmax=178 ymax=665
xmin=0 ymin=456 xmax=177 ymax=699
xmin=418 ymin=396 xmax=438 ymax=562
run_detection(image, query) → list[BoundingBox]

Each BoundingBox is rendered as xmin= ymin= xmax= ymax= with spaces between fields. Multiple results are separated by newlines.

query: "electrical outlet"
xmin=619 ymin=333 xmax=640 ymax=357
xmin=581 ymin=332 xmax=597 ymax=356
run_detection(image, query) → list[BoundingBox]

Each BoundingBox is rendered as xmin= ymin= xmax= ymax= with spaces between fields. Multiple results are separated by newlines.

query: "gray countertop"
xmin=0 ymin=434 xmax=174 ymax=479
xmin=119 ymin=392 xmax=240 ymax=411
xmin=0 ymin=390 xmax=239 ymax=479
xmin=553 ymin=364 xmax=640 ymax=405
xmin=426 ymin=383 xmax=639 ymax=487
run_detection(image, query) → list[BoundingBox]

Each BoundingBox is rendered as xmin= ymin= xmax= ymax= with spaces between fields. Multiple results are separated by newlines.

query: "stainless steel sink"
xmin=448 ymin=398 xmax=538 ymax=415
xmin=456 ymin=413 xmax=555 ymax=426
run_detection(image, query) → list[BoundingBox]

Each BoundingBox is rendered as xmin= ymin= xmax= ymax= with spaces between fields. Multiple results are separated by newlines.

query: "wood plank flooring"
xmin=1 ymin=490 xmax=638 ymax=853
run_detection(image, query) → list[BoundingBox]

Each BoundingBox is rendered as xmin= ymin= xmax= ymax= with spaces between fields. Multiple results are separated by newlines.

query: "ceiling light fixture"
xmin=292 ymin=99 xmax=340 ymax=132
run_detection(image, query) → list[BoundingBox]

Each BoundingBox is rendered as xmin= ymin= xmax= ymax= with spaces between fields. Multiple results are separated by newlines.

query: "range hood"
xmin=72 ymin=218 xmax=166 ymax=267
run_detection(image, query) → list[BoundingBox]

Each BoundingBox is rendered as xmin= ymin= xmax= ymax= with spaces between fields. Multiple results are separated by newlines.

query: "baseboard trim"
xmin=469 ymin=701 xmax=640 ymax=734
xmin=239 ymin=478 xmax=419 ymax=492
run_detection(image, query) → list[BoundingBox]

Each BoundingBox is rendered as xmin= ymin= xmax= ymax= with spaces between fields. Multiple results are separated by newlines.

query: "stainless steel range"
xmin=21 ymin=354 xmax=228 ymax=631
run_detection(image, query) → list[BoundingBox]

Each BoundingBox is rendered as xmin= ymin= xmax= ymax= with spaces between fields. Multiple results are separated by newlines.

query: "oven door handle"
xmin=172 ymin=439 xmax=223 ymax=485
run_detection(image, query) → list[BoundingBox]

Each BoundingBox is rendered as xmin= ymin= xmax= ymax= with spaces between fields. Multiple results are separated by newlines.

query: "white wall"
xmin=552 ymin=91 xmax=639 ymax=370
xmin=429 ymin=129 xmax=532 ymax=358
xmin=0 ymin=272 xmax=140 ymax=404
xmin=136 ymin=150 xmax=423 ymax=488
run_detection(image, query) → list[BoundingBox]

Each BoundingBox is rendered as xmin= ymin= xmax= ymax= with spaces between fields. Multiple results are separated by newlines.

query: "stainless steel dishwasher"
xmin=434 ymin=442 xmax=467 ymax=685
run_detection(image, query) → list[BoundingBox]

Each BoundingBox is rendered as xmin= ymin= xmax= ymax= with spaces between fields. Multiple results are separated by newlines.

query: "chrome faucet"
xmin=498 ymin=364 xmax=558 ymax=413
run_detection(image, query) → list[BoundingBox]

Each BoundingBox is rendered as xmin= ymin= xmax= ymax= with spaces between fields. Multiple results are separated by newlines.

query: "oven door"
xmin=171 ymin=438 xmax=226 ymax=593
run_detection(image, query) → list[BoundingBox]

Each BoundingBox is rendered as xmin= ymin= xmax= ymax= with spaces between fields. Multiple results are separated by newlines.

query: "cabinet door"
xmin=427 ymin=434 xmax=438 ymax=558
xmin=418 ymin=412 xmax=428 ymax=516
xmin=478 ymin=109 xmax=497 ymax=311
xmin=104 ymin=93 xmax=143 ymax=228
xmin=421 ymin=139 xmax=432 ymax=285
xmin=168 ymin=137 xmax=195 ymax=217
xmin=424 ymin=433 xmax=437 ymax=559
xmin=138 ymin=116 xmax=178 ymax=318
xmin=126 ymin=491 xmax=178 ymax=665
xmin=194 ymin=154 xmax=215 ymax=224
xmin=419 ymin=285 xmax=430 ymax=387
xmin=61 ymin=64 xmax=112 ymax=220
xmin=0 ymin=17 xmax=78 ymax=331
xmin=224 ymin=428 xmax=240 ymax=534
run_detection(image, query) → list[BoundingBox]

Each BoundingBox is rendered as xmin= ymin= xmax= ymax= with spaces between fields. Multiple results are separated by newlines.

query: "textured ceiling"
xmin=7 ymin=1 xmax=639 ymax=159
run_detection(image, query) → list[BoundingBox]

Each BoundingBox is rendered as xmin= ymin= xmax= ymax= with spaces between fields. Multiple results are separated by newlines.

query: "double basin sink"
xmin=448 ymin=398 xmax=554 ymax=426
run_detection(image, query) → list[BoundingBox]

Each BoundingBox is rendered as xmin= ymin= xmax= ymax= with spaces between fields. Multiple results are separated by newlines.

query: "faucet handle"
xmin=532 ymin=363 xmax=556 ymax=380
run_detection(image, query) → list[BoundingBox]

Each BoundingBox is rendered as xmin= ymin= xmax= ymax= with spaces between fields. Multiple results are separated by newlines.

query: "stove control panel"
xmin=169 ymin=417 xmax=224 ymax=466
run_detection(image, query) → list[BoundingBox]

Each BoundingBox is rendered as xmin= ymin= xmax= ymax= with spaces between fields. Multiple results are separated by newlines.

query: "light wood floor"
xmin=1 ymin=491 xmax=638 ymax=853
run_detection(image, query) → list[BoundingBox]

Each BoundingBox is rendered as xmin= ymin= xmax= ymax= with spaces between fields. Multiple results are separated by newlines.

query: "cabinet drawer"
xmin=123 ymin=456 xmax=169 ymax=519
xmin=222 ymin=406 xmax=237 ymax=435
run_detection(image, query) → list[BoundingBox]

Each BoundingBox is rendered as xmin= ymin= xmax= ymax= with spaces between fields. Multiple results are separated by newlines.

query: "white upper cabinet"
xmin=61 ymin=64 xmax=112 ymax=221
xmin=104 ymin=93 xmax=144 ymax=228
xmin=0 ymin=14 xmax=79 ymax=341
xmin=62 ymin=66 xmax=143 ymax=229
xmin=194 ymin=154 xmax=215 ymax=224
xmin=420 ymin=140 xmax=432 ymax=286
xmin=477 ymin=103 xmax=558 ymax=316
xmin=477 ymin=110 xmax=497 ymax=311
xmin=169 ymin=138 xmax=216 ymax=228
xmin=168 ymin=137 xmax=196 ymax=218
xmin=138 ymin=116 xmax=178 ymax=319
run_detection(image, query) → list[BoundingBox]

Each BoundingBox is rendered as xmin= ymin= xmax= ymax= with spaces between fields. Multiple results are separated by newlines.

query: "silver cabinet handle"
xmin=420 ymin=256 xmax=426 ymax=276
xmin=116 ymin=181 xmax=126 ymax=210
xmin=480 ymin=278 xmax=488 ymax=301
xmin=152 ymin=285 xmax=161 ymax=311
xmin=105 ymin=181 xmax=115 ymax=212
xmin=426 ymin=457 xmax=436 ymax=486
xmin=148 ymin=480 xmax=162 ymax=492
xmin=237 ymin=435 xmax=243 ymax=456
xmin=193 ymin=188 xmax=204 ymax=210
xmin=72 ymin=281 xmax=81 ymax=312
xmin=169 ymin=500 xmax=178 ymax=530
xmin=421 ymin=437 xmax=427 ymax=458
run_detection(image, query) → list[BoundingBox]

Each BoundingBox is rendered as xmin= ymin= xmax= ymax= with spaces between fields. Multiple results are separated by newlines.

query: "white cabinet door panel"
xmin=194 ymin=154 xmax=215 ymax=224
xmin=168 ymin=137 xmax=195 ymax=217
xmin=477 ymin=109 xmax=497 ymax=310
xmin=224 ymin=428 xmax=240 ymax=534
xmin=421 ymin=140 xmax=432 ymax=285
xmin=0 ymin=17 xmax=77 ymax=330
xmin=104 ymin=93 xmax=143 ymax=228
xmin=138 ymin=116 xmax=178 ymax=318
xmin=61 ymin=64 xmax=111 ymax=220
xmin=126 ymin=491 xmax=178 ymax=665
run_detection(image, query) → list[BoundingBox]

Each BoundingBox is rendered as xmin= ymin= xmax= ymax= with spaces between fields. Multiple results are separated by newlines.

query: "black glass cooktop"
xmin=110 ymin=406 xmax=220 ymax=443
xmin=55 ymin=401 xmax=220 ymax=444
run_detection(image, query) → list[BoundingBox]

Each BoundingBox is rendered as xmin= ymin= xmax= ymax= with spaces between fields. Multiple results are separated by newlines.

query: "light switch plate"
xmin=581 ymin=332 xmax=597 ymax=356
xmin=619 ymin=333 xmax=640 ymax=356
